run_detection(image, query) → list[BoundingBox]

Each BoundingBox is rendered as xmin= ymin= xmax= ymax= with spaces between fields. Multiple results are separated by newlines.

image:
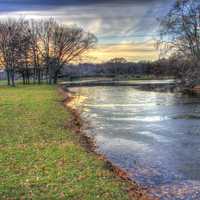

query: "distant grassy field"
xmin=0 ymin=80 xmax=7 ymax=85
xmin=0 ymin=85 xmax=129 ymax=200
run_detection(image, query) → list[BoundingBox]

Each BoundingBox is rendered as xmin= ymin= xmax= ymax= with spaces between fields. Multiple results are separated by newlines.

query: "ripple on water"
xmin=74 ymin=86 xmax=200 ymax=200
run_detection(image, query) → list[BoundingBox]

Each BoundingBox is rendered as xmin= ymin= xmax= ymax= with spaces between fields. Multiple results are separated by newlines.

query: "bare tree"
xmin=28 ymin=20 xmax=43 ymax=84
xmin=0 ymin=18 xmax=31 ymax=86
xmin=159 ymin=0 xmax=200 ymax=87
xmin=106 ymin=57 xmax=128 ymax=75
xmin=38 ymin=19 xmax=97 ymax=84
xmin=0 ymin=18 xmax=97 ymax=86
xmin=159 ymin=0 xmax=200 ymax=58
xmin=36 ymin=19 xmax=55 ymax=84
xmin=108 ymin=58 xmax=127 ymax=64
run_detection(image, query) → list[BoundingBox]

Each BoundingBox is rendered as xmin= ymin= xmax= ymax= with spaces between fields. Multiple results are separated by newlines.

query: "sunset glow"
xmin=0 ymin=0 xmax=174 ymax=62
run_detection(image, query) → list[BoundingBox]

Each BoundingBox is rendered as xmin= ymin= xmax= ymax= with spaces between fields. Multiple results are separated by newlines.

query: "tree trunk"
xmin=38 ymin=69 xmax=41 ymax=84
xmin=22 ymin=73 xmax=25 ymax=84
xmin=48 ymin=66 xmax=53 ymax=85
xmin=53 ymin=72 xmax=58 ymax=84
xmin=27 ymin=70 xmax=30 ymax=84
xmin=33 ymin=67 xmax=36 ymax=84
xmin=6 ymin=69 xmax=11 ymax=86
xmin=10 ymin=69 xmax=15 ymax=87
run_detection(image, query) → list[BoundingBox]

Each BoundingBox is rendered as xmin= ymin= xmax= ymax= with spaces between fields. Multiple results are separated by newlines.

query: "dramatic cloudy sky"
xmin=0 ymin=0 xmax=175 ymax=63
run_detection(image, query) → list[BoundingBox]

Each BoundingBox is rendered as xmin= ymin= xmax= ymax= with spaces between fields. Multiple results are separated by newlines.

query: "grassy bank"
xmin=0 ymin=85 xmax=130 ymax=200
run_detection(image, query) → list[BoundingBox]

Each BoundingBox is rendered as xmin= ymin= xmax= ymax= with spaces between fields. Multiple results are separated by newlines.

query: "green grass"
xmin=0 ymin=80 xmax=7 ymax=86
xmin=0 ymin=85 xmax=129 ymax=200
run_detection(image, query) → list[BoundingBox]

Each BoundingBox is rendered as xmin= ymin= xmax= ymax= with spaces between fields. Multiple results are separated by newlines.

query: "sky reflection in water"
xmin=72 ymin=85 xmax=200 ymax=199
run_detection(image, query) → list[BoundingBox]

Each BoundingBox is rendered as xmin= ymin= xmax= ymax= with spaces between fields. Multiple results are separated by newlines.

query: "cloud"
xmin=2 ymin=1 xmax=172 ymax=36
xmin=0 ymin=0 xmax=174 ymax=62
xmin=0 ymin=0 xmax=165 ymax=7
xmin=0 ymin=0 xmax=174 ymax=13
xmin=86 ymin=40 xmax=159 ymax=63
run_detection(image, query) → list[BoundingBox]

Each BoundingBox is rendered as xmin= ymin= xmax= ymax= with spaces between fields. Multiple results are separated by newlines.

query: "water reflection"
xmin=71 ymin=85 xmax=200 ymax=199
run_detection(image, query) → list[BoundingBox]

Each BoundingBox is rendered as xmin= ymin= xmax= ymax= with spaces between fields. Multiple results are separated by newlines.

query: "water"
xmin=70 ymin=84 xmax=200 ymax=199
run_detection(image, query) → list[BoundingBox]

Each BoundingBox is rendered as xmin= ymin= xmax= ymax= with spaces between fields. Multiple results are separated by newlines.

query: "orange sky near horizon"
xmin=84 ymin=40 xmax=159 ymax=63
xmin=0 ymin=0 xmax=173 ymax=64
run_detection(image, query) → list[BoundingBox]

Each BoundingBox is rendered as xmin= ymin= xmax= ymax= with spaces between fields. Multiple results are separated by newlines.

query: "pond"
xmin=70 ymin=83 xmax=200 ymax=199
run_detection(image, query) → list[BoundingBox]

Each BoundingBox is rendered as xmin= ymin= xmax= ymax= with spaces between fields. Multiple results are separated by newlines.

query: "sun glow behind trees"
xmin=0 ymin=0 xmax=174 ymax=63
xmin=0 ymin=18 xmax=97 ymax=86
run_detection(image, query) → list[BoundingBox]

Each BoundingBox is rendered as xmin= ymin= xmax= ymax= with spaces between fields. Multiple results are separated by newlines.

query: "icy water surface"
xmin=71 ymin=85 xmax=200 ymax=199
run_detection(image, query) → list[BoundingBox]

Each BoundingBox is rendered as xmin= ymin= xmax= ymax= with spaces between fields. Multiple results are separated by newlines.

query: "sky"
xmin=0 ymin=0 xmax=175 ymax=63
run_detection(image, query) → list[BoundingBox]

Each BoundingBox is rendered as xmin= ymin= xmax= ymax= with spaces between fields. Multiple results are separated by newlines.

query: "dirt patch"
xmin=58 ymin=85 xmax=155 ymax=200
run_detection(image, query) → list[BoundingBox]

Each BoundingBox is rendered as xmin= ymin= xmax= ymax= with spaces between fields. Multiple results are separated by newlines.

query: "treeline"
xmin=65 ymin=0 xmax=200 ymax=87
xmin=62 ymin=58 xmax=176 ymax=78
xmin=0 ymin=18 xmax=96 ymax=86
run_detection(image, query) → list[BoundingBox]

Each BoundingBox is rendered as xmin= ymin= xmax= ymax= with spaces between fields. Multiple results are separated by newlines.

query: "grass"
xmin=0 ymin=80 xmax=8 ymax=85
xmin=0 ymin=85 xmax=130 ymax=200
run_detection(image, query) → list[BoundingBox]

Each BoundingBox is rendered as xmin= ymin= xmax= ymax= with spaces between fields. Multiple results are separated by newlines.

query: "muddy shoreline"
xmin=58 ymin=86 xmax=157 ymax=200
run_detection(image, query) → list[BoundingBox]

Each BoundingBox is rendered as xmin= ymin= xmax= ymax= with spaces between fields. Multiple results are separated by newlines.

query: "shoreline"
xmin=58 ymin=85 xmax=156 ymax=200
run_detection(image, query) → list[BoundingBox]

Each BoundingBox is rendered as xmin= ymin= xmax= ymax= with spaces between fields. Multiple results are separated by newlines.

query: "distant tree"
xmin=108 ymin=57 xmax=127 ymax=64
xmin=105 ymin=57 xmax=127 ymax=75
